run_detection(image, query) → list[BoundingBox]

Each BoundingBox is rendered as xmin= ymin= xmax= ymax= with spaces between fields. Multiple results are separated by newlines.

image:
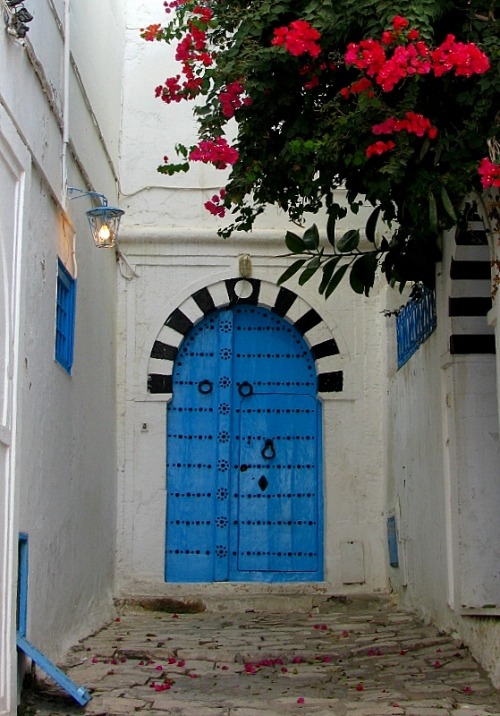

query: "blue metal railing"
xmin=396 ymin=288 xmax=437 ymax=369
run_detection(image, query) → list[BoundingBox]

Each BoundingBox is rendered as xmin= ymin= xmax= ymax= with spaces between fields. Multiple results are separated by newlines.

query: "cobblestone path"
xmin=21 ymin=598 xmax=500 ymax=716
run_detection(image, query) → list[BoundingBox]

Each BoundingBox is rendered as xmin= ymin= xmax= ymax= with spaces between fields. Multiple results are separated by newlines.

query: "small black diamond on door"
xmin=258 ymin=475 xmax=268 ymax=492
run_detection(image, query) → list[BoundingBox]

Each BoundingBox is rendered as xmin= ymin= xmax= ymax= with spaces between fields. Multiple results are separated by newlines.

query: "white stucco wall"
xmin=115 ymin=0 xmax=391 ymax=598
xmin=0 ymin=1 xmax=125 ymax=711
xmin=114 ymin=234 xmax=390 ymax=597
xmin=385 ymin=245 xmax=500 ymax=687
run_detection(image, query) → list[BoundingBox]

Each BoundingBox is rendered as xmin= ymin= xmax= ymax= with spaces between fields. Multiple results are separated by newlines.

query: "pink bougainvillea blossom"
xmin=372 ymin=112 xmax=437 ymax=140
xmin=392 ymin=15 xmax=409 ymax=32
xmin=345 ymin=19 xmax=490 ymax=94
xmin=218 ymin=81 xmax=251 ymax=118
xmin=478 ymin=157 xmax=500 ymax=188
xmin=204 ymin=189 xmax=227 ymax=217
xmin=272 ymin=20 xmax=321 ymax=58
xmin=190 ymin=137 xmax=239 ymax=169
xmin=366 ymin=140 xmax=396 ymax=158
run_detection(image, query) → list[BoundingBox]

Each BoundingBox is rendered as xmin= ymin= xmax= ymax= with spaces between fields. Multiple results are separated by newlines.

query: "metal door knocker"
xmin=198 ymin=379 xmax=213 ymax=394
xmin=238 ymin=381 xmax=253 ymax=397
xmin=261 ymin=438 xmax=276 ymax=460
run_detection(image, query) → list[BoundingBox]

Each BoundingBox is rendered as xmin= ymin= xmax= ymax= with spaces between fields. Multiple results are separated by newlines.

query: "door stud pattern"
xmin=166 ymin=306 xmax=323 ymax=582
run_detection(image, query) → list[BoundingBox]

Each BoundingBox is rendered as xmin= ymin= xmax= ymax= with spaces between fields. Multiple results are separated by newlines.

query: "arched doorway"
xmin=165 ymin=305 xmax=323 ymax=582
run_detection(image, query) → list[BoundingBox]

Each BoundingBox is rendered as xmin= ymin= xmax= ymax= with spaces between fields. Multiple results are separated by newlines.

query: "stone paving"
xmin=21 ymin=597 xmax=500 ymax=716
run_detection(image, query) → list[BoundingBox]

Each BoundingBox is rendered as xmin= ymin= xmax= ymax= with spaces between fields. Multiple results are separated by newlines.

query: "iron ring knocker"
xmin=261 ymin=438 xmax=276 ymax=460
xmin=198 ymin=379 xmax=213 ymax=395
xmin=238 ymin=381 xmax=253 ymax=397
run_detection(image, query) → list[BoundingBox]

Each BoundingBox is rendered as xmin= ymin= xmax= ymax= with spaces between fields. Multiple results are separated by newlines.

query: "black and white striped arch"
xmin=147 ymin=278 xmax=343 ymax=397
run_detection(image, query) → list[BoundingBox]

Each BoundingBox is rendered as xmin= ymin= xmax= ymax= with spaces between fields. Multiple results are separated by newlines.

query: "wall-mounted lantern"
xmin=67 ymin=187 xmax=125 ymax=249
xmin=3 ymin=0 xmax=33 ymax=39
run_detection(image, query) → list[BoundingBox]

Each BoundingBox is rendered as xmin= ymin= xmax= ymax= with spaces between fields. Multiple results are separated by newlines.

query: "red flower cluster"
xmin=478 ymin=157 xmax=500 ymax=188
xmin=204 ymin=189 xmax=227 ymax=217
xmin=340 ymin=77 xmax=374 ymax=99
xmin=345 ymin=17 xmax=490 ymax=93
xmin=365 ymin=140 xmax=396 ymax=158
xmin=218 ymin=81 xmax=251 ymax=118
xmin=431 ymin=34 xmax=490 ymax=77
xmin=153 ymin=4 xmax=214 ymax=104
xmin=372 ymin=112 xmax=437 ymax=139
xmin=190 ymin=137 xmax=239 ymax=169
xmin=272 ymin=20 xmax=321 ymax=58
xmin=345 ymin=38 xmax=386 ymax=76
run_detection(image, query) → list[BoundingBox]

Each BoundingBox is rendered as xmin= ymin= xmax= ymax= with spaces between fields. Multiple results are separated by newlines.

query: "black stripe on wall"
xmin=225 ymin=278 xmax=261 ymax=305
xmin=450 ymin=260 xmax=491 ymax=281
xmin=295 ymin=309 xmax=322 ymax=335
xmin=165 ymin=309 xmax=194 ymax=335
xmin=317 ymin=371 xmax=343 ymax=392
xmin=455 ymin=229 xmax=488 ymax=246
xmin=449 ymin=297 xmax=492 ymax=317
xmin=192 ymin=287 xmax=216 ymax=315
xmin=151 ymin=341 xmax=178 ymax=361
xmin=311 ymin=338 xmax=340 ymax=359
xmin=272 ymin=287 xmax=297 ymax=317
xmin=148 ymin=374 xmax=173 ymax=394
xmin=450 ymin=334 xmax=496 ymax=354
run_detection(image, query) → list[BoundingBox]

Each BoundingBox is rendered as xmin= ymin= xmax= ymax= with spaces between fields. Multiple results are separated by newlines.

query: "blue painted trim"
xmin=16 ymin=635 xmax=91 ymax=707
xmin=387 ymin=515 xmax=399 ymax=568
xmin=55 ymin=258 xmax=77 ymax=375
xmin=17 ymin=533 xmax=29 ymax=637
xmin=396 ymin=288 xmax=436 ymax=369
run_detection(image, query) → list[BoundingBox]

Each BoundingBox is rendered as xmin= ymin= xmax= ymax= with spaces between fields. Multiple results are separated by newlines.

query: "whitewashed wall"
xmin=385 ymin=239 xmax=500 ymax=687
xmin=0 ymin=1 xmax=125 ymax=711
xmin=116 ymin=0 xmax=390 ymax=599
xmin=114 ymin=234 xmax=390 ymax=597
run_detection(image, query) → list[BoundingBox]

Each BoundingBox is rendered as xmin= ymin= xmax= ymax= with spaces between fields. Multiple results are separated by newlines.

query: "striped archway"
xmin=147 ymin=277 xmax=344 ymax=397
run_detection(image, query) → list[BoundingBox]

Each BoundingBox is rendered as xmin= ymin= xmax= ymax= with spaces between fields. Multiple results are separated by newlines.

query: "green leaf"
xmin=325 ymin=263 xmax=349 ymax=298
xmin=365 ymin=205 xmax=382 ymax=244
xmin=277 ymin=259 xmax=307 ymax=285
xmin=298 ymin=256 xmax=321 ymax=285
xmin=302 ymin=224 xmax=320 ymax=250
xmin=285 ymin=231 xmax=307 ymax=254
xmin=428 ymin=191 xmax=438 ymax=234
xmin=326 ymin=213 xmax=336 ymax=247
xmin=440 ymin=186 xmax=457 ymax=223
xmin=319 ymin=256 xmax=341 ymax=294
xmin=337 ymin=229 xmax=360 ymax=253
xmin=349 ymin=253 xmax=378 ymax=296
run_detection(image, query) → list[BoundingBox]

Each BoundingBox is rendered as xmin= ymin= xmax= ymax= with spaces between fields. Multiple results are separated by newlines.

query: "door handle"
xmin=198 ymin=379 xmax=213 ymax=394
xmin=261 ymin=438 xmax=276 ymax=460
xmin=238 ymin=381 xmax=253 ymax=397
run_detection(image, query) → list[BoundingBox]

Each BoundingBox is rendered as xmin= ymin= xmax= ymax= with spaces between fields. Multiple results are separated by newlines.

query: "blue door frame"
xmin=166 ymin=305 xmax=323 ymax=582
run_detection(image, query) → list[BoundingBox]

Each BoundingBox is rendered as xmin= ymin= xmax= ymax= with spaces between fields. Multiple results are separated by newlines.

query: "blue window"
xmin=396 ymin=286 xmax=436 ymax=369
xmin=55 ymin=259 xmax=76 ymax=374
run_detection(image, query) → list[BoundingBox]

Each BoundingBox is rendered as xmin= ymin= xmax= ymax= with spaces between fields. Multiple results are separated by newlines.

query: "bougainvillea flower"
xmin=478 ymin=157 xmax=500 ymax=187
xmin=272 ymin=20 xmax=321 ymax=58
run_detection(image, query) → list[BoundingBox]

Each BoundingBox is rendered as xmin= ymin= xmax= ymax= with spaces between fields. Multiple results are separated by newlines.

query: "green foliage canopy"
xmin=143 ymin=0 xmax=500 ymax=295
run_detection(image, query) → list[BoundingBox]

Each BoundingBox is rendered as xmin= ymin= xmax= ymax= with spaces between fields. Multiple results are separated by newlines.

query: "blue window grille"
xmin=396 ymin=287 xmax=437 ymax=369
xmin=55 ymin=259 xmax=76 ymax=374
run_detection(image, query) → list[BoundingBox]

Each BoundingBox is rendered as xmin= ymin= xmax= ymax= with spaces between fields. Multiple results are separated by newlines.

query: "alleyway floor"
xmin=21 ymin=596 xmax=500 ymax=716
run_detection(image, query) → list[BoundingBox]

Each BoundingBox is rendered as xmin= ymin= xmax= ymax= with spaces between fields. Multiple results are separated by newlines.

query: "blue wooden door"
xmin=166 ymin=306 xmax=323 ymax=582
